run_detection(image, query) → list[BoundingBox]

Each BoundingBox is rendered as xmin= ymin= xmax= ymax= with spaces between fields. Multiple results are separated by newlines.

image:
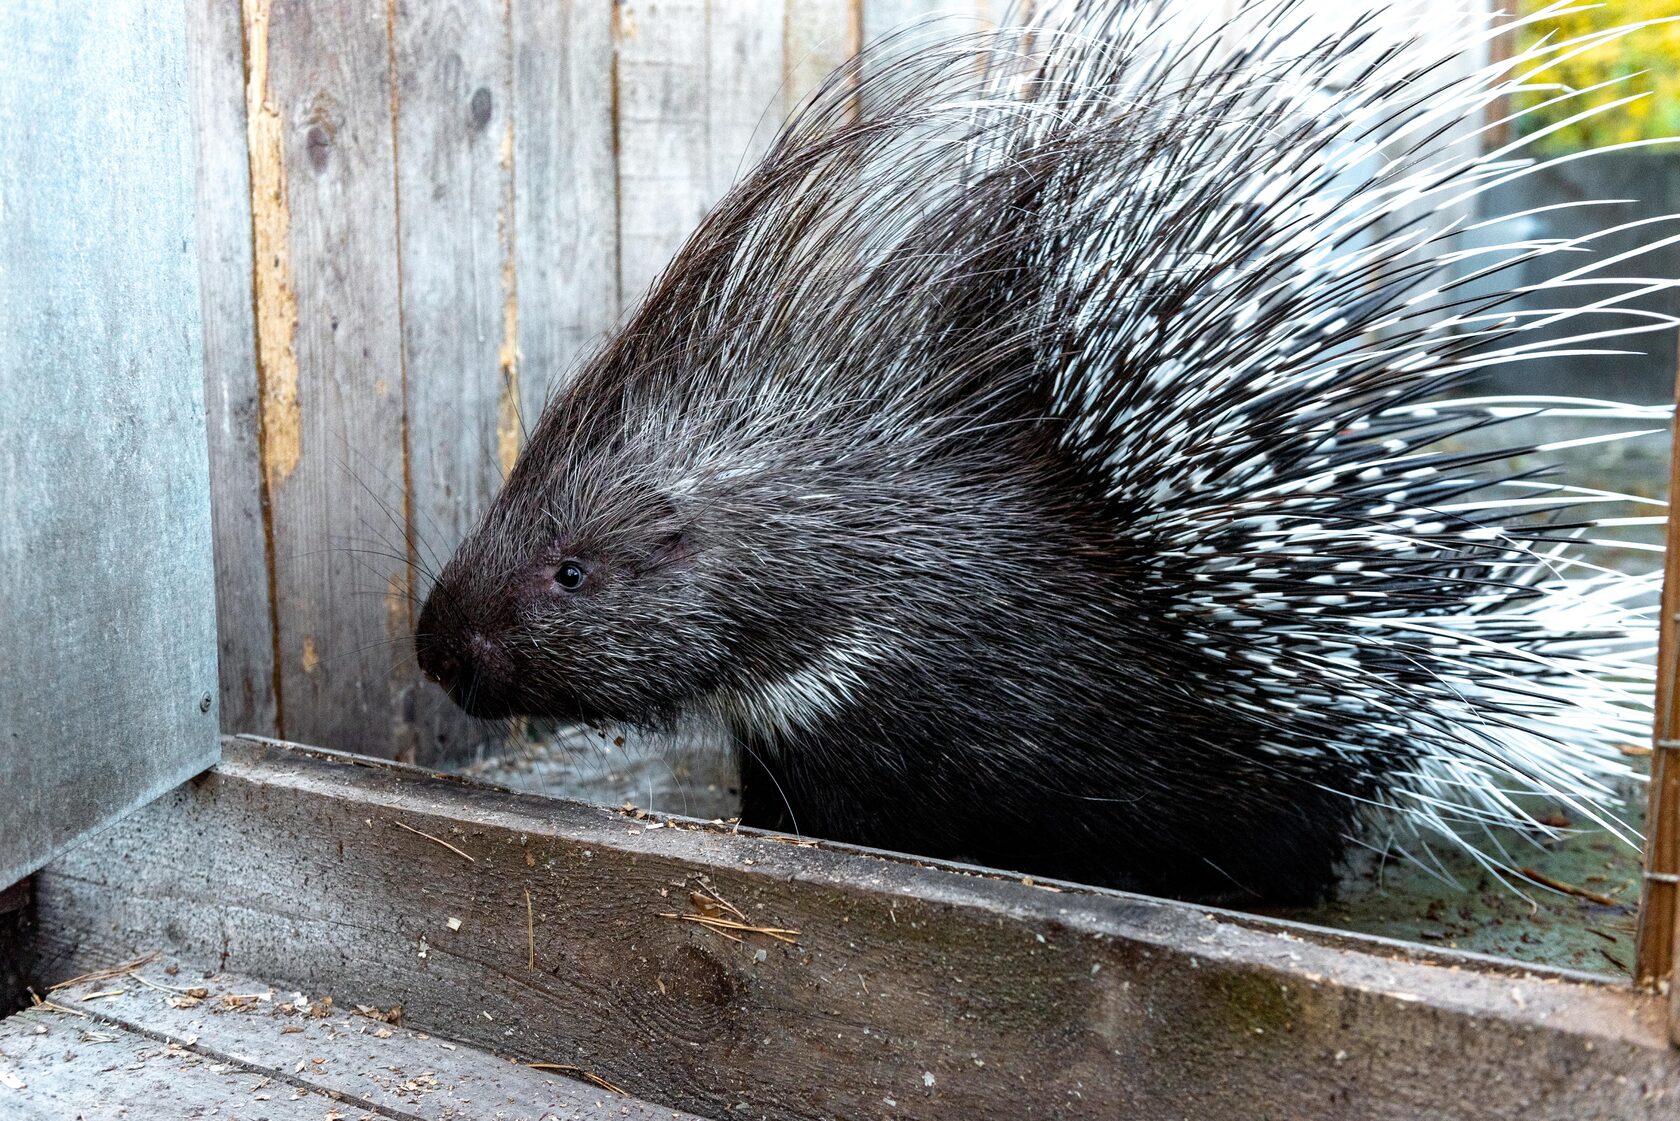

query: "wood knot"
xmin=468 ymin=87 xmax=493 ymax=132
xmin=664 ymin=944 xmax=736 ymax=1008
xmin=305 ymin=124 xmax=332 ymax=171
xmin=616 ymin=943 xmax=744 ymax=1047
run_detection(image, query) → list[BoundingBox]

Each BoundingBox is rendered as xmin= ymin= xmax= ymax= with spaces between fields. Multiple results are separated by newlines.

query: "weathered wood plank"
xmin=708 ymin=1 xmax=786 ymax=201
xmin=390 ymin=0 xmax=515 ymax=764
xmin=512 ymin=0 xmax=620 ymax=409
xmin=860 ymin=0 xmax=991 ymax=46
xmin=0 ymin=1012 xmax=343 ymax=1121
xmin=0 ymin=0 xmax=221 ymax=888
xmin=189 ymin=0 xmax=281 ymax=739
xmin=2 ymin=968 xmax=708 ymax=1120
xmin=615 ymin=0 xmax=715 ymax=304
xmin=248 ymin=0 xmax=415 ymax=760
xmin=31 ymin=737 xmax=1680 ymax=1121
xmin=783 ymin=0 xmax=860 ymax=114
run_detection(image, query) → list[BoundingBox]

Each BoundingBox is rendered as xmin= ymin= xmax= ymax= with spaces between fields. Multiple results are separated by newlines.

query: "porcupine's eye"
xmin=555 ymin=561 xmax=586 ymax=591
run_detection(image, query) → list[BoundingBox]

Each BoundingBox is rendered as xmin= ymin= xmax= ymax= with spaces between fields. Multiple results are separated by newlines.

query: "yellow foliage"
xmin=1512 ymin=0 xmax=1680 ymax=152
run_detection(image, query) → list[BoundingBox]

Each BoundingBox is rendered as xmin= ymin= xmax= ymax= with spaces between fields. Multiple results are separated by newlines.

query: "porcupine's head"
xmin=412 ymin=391 xmax=710 ymax=725
xmin=410 ymin=273 xmax=1045 ymax=729
xmin=414 ymin=19 xmax=1097 ymax=731
xmin=412 ymin=213 xmax=1062 ymax=730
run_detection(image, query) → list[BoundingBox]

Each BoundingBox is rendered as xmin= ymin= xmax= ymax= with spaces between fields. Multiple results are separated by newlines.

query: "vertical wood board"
xmin=511 ymin=0 xmax=620 ymax=409
xmin=708 ymin=1 xmax=787 ymax=201
xmin=250 ymin=0 xmax=414 ymax=759
xmin=0 ymin=0 xmax=221 ymax=885
xmin=860 ymin=0 xmax=992 ymax=46
xmin=391 ymin=0 xmax=517 ymax=761
xmin=615 ymin=0 xmax=717 ymax=304
xmin=784 ymin=0 xmax=860 ymax=114
xmin=189 ymin=0 xmax=280 ymax=739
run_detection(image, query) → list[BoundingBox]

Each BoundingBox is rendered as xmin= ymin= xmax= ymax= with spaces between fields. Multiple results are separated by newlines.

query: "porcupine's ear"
xmin=626 ymin=484 xmax=697 ymax=573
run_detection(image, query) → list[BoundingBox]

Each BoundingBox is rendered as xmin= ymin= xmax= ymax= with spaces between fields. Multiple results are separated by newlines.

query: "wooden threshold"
xmin=21 ymin=735 xmax=1680 ymax=1120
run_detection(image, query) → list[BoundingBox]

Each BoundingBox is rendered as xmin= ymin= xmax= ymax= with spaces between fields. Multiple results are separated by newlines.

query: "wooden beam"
xmin=1637 ymin=352 xmax=1680 ymax=1021
xmin=30 ymin=736 xmax=1680 ymax=1120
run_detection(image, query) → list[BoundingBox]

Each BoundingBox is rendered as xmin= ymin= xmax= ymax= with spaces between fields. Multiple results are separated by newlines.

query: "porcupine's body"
xmin=417 ymin=2 xmax=1671 ymax=902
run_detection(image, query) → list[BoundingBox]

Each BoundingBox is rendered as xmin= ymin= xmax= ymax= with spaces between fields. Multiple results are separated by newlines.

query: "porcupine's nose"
xmin=415 ymin=599 xmax=516 ymax=716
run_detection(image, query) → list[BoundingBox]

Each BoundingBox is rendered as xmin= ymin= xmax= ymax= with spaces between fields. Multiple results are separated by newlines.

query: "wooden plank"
xmin=615 ymin=0 xmax=714 ymax=304
xmin=32 ymin=737 xmax=1680 ymax=1121
xmin=1637 ymin=354 xmax=1680 ymax=1006
xmin=783 ymin=0 xmax=860 ymax=115
xmin=389 ymin=0 xmax=515 ymax=763
xmin=0 ymin=1013 xmax=344 ymax=1121
xmin=0 ymin=0 xmax=221 ymax=888
xmin=860 ymin=0 xmax=991 ymax=47
xmin=189 ymin=0 xmax=281 ymax=739
xmin=614 ymin=0 xmax=787 ymax=303
xmin=512 ymin=0 xmax=620 ymax=408
xmin=1 ymin=968 xmax=708 ymax=1120
xmin=246 ymin=0 xmax=415 ymax=761
xmin=708 ymin=1 xmax=786 ymax=202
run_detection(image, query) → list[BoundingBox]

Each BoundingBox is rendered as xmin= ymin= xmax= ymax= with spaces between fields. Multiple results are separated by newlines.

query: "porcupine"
xmin=415 ymin=1 xmax=1673 ymax=903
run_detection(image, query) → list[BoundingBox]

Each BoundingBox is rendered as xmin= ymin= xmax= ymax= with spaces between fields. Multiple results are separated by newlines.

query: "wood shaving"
xmin=391 ymin=819 xmax=476 ymax=863
xmin=529 ymin=1062 xmax=628 ymax=1096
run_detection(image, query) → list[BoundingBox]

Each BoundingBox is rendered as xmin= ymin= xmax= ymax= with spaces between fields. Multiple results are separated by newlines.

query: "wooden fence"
xmin=196 ymin=1 xmax=1011 ymax=763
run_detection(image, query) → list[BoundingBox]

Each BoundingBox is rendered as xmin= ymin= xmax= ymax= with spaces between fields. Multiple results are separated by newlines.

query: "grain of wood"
xmin=615 ymin=0 xmax=714 ymax=304
xmin=253 ymin=1 xmax=415 ymax=761
xmin=512 ymin=1 xmax=620 ymax=410
xmin=783 ymin=0 xmax=860 ymax=114
xmin=190 ymin=0 xmax=280 ymax=738
xmin=2 ymin=970 xmax=708 ymax=1120
xmin=708 ymin=1 xmax=786 ymax=201
xmin=31 ymin=737 xmax=1680 ymax=1121
xmin=0 ymin=0 xmax=221 ymax=888
xmin=390 ymin=0 xmax=515 ymax=763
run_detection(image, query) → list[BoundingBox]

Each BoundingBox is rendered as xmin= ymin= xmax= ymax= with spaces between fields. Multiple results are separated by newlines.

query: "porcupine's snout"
xmin=415 ymin=592 xmax=520 ymax=719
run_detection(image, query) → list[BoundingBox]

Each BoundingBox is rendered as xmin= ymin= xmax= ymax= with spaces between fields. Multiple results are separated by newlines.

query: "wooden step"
xmin=0 ymin=962 xmax=701 ymax=1120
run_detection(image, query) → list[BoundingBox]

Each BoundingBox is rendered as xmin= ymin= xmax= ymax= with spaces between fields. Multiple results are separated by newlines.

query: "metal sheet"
xmin=0 ymin=0 xmax=220 ymax=887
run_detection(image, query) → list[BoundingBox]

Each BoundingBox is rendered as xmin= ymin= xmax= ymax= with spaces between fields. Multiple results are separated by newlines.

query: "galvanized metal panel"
xmin=0 ymin=0 xmax=221 ymax=886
